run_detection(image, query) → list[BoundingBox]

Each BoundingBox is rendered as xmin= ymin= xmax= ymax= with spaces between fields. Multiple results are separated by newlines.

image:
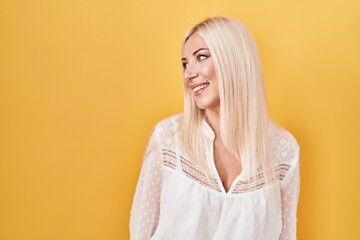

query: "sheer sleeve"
xmin=130 ymin=125 xmax=163 ymax=240
xmin=279 ymin=136 xmax=300 ymax=240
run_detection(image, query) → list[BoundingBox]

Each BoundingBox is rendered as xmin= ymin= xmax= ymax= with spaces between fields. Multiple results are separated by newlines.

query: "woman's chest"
xmin=152 ymin=169 xmax=283 ymax=240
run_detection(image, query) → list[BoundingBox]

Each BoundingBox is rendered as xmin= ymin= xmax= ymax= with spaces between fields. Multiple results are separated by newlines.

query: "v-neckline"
xmin=209 ymin=141 xmax=244 ymax=194
xmin=202 ymin=119 xmax=245 ymax=194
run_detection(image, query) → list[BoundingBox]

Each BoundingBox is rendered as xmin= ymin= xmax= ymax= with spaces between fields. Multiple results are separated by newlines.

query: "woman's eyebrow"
xmin=193 ymin=48 xmax=209 ymax=56
xmin=181 ymin=48 xmax=209 ymax=61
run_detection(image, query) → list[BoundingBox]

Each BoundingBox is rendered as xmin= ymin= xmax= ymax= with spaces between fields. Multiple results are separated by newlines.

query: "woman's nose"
xmin=184 ymin=65 xmax=198 ymax=81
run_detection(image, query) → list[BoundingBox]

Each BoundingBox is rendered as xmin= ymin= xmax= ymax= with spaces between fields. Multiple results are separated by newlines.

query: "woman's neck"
xmin=205 ymin=108 xmax=220 ymax=137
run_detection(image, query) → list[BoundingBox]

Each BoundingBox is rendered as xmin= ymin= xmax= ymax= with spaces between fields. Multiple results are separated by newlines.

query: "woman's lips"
xmin=192 ymin=83 xmax=210 ymax=96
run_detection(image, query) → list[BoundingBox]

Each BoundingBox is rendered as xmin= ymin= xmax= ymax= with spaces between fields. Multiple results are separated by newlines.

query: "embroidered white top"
xmin=130 ymin=114 xmax=300 ymax=240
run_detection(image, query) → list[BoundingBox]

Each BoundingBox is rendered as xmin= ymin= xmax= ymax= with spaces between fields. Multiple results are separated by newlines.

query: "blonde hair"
xmin=181 ymin=17 xmax=274 ymax=183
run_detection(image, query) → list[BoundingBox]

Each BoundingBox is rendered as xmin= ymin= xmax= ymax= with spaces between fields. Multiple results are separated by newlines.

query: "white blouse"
xmin=130 ymin=114 xmax=300 ymax=240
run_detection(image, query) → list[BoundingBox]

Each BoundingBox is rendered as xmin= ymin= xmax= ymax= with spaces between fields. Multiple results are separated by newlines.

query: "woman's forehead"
xmin=182 ymin=34 xmax=208 ymax=54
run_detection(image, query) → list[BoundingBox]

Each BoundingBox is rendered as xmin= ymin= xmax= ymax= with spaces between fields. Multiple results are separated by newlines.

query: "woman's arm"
xmin=279 ymin=138 xmax=300 ymax=240
xmin=130 ymin=125 xmax=163 ymax=240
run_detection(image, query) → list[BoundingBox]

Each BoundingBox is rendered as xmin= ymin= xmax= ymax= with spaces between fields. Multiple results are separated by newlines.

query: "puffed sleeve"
xmin=279 ymin=135 xmax=300 ymax=240
xmin=130 ymin=125 xmax=163 ymax=240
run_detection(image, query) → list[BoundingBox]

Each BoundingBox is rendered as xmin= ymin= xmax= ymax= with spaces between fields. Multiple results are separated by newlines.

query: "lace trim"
xmin=161 ymin=148 xmax=291 ymax=194
xmin=162 ymin=149 xmax=177 ymax=170
xmin=180 ymin=156 xmax=222 ymax=192
xmin=231 ymin=164 xmax=290 ymax=194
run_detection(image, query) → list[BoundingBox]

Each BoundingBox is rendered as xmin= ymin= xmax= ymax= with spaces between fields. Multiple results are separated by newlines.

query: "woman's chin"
xmin=195 ymin=101 xmax=207 ymax=110
xmin=195 ymin=102 xmax=220 ymax=111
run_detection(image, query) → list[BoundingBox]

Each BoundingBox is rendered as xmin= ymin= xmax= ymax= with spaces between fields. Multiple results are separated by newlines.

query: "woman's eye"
xmin=197 ymin=55 xmax=207 ymax=61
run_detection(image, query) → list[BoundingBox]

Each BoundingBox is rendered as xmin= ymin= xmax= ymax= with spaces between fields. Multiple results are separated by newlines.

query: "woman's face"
xmin=181 ymin=33 xmax=220 ymax=111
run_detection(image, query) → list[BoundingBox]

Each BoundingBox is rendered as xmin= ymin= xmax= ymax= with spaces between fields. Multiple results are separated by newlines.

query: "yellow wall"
xmin=0 ymin=0 xmax=359 ymax=239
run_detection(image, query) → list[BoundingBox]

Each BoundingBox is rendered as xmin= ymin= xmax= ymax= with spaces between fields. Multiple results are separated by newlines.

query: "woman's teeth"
xmin=193 ymin=83 xmax=209 ymax=93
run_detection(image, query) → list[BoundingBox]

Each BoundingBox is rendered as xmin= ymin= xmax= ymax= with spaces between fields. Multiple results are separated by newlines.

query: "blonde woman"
xmin=130 ymin=17 xmax=300 ymax=240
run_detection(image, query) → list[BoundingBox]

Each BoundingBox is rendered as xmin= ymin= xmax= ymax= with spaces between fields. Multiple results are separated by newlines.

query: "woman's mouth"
xmin=192 ymin=83 xmax=210 ymax=95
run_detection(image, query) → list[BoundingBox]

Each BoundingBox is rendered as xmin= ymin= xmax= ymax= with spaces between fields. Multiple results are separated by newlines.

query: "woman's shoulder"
xmin=269 ymin=122 xmax=300 ymax=168
xmin=153 ymin=113 xmax=183 ymax=133
xmin=152 ymin=113 xmax=183 ymax=143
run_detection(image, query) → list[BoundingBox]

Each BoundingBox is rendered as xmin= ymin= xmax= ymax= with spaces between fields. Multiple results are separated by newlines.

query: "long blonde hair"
xmin=181 ymin=17 xmax=274 ymax=182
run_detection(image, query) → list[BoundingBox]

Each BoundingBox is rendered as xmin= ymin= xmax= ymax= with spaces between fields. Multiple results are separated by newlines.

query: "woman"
xmin=130 ymin=17 xmax=300 ymax=240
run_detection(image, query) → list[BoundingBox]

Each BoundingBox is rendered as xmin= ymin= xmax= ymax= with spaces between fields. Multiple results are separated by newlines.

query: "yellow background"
xmin=1 ymin=0 xmax=359 ymax=239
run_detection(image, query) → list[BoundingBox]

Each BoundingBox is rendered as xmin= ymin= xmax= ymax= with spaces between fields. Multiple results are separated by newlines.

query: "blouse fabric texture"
xmin=130 ymin=114 xmax=300 ymax=240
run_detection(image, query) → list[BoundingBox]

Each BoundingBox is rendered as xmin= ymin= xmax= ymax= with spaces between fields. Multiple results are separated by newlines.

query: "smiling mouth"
xmin=193 ymin=83 xmax=210 ymax=94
